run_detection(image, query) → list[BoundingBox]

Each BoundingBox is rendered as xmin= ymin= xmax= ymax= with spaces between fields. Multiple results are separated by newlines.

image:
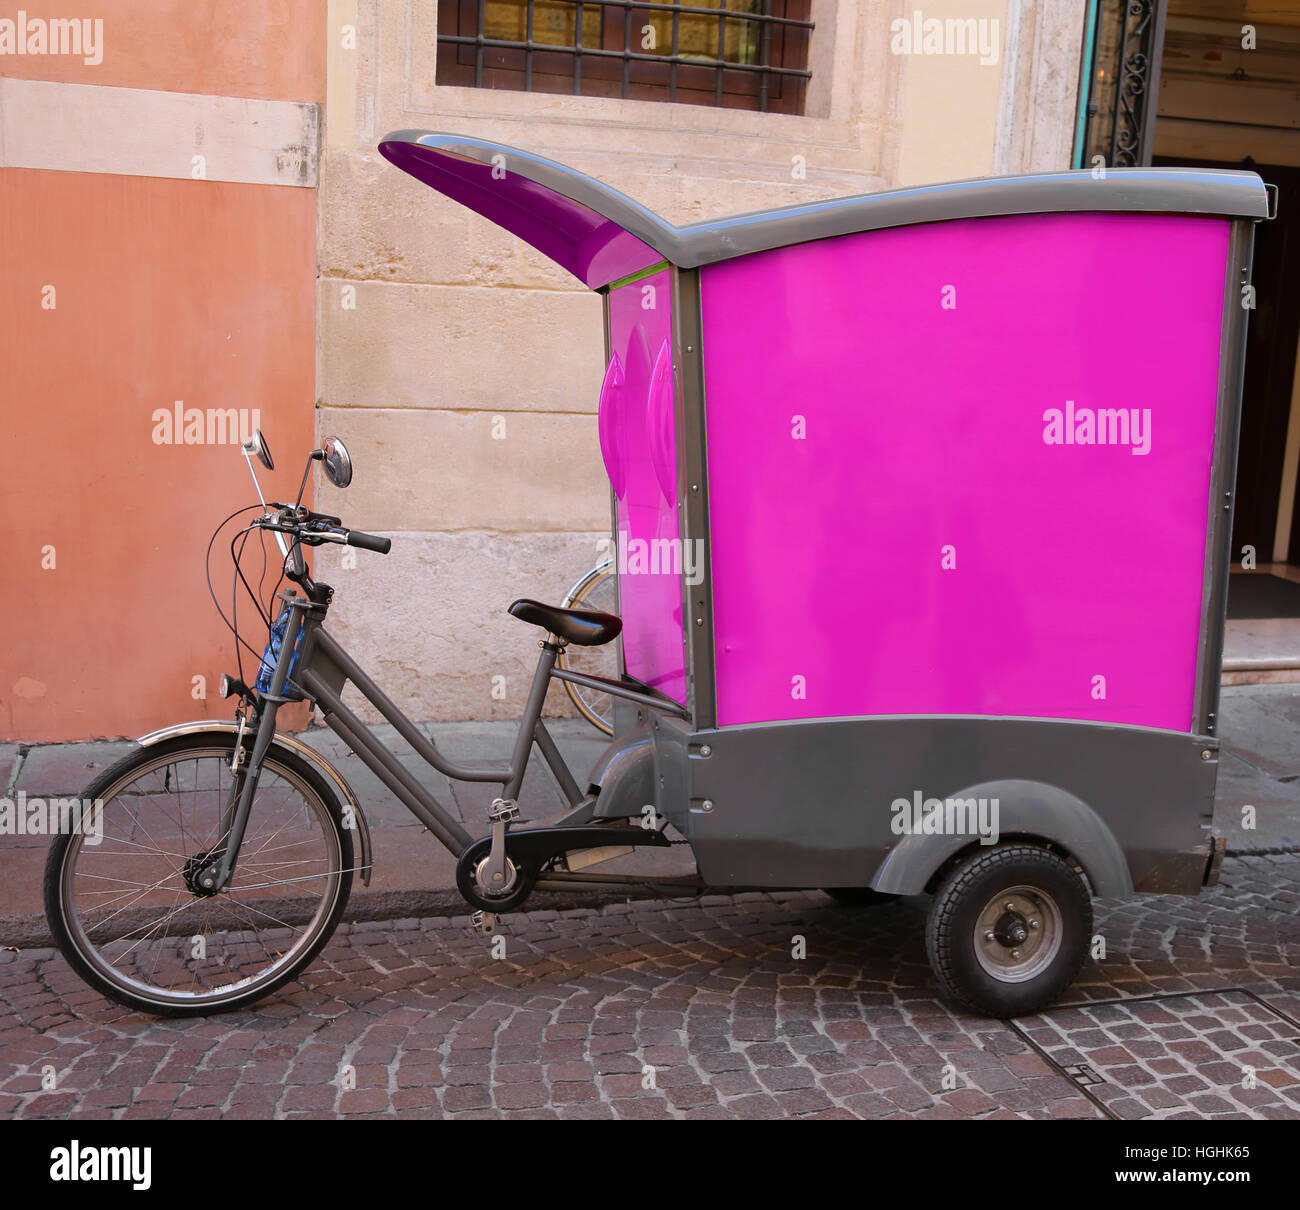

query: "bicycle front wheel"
xmin=43 ymin=734 xmax=354 ymax=1017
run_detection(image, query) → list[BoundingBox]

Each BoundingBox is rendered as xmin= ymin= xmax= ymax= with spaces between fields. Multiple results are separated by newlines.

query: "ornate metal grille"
xmin=1082 ymin=0 xmax=1169 ymax=168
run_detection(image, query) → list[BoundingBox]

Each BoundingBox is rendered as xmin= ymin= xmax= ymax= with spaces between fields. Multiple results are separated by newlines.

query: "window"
xmin=436 ymin=1 xmax=814 ymax=114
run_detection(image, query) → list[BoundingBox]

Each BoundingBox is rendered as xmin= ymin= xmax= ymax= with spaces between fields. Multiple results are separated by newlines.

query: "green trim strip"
xmin=1073 ymin=0 xmax=1100 ymax=170
xmin=603 ymin=260 xmax=671 ymax=292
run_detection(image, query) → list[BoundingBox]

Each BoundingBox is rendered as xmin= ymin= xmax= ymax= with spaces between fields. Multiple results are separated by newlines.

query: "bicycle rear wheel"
xmin=44 ymin=734 xmax=353 ymax=1017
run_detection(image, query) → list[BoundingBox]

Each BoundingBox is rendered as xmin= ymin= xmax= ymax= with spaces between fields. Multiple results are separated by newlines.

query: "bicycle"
xmin=44 ymin=432 xmax=692 ymax=1016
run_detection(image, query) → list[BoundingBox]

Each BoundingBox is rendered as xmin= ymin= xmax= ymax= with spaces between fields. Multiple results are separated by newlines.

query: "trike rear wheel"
xmin=43 ymin=734 xmax=354 ymax=1017
xmin=925 ymin=845 xmax=1091 ymax=1018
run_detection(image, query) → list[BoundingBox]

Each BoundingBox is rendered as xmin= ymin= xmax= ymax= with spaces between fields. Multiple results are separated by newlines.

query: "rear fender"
xmin=870 ymin=778 xmax=1131 ymax=898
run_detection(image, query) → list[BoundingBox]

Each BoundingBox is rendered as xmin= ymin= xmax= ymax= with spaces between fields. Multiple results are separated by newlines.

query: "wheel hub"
xmin=182 ymin=849 xmax=222 ymax=898
xmin=974 ymin=887 xmax=1062 ymax=983
xmin=992 ymin=910 xmax=1030 ymax=948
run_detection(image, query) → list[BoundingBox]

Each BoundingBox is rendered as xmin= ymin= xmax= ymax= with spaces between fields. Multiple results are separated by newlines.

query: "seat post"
xmin=504 ymin=638 xmax=564 ymax=800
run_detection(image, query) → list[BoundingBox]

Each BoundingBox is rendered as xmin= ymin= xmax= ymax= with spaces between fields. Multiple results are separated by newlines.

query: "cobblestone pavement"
xmin=2 ymin=853 xmax=1298 ymax=1121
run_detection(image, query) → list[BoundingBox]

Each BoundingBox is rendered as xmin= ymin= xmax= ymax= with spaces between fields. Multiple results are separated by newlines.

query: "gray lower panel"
xmin=668 ymin=717 xmax=1218 ymax=896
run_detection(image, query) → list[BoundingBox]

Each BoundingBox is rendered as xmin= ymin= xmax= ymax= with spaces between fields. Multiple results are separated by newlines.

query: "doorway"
xmin=1151 ymin=3 xmax=1300 ymax=673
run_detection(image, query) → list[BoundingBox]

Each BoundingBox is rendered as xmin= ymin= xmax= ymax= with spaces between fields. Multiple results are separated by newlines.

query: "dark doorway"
xmin=1227 ymin=571 xmax=1300 ymax=619
xmin=1154 ymin=158 xmax=1300 ymax=566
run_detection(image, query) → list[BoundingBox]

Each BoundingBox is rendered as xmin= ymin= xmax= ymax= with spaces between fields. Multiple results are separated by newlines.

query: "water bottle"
xmin=255 ymin=601 xmax=302 ymax=695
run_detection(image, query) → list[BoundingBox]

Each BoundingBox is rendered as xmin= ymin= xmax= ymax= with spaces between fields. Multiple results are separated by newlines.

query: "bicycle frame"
xmin=208 ymin=549 xmax=688 ymax=894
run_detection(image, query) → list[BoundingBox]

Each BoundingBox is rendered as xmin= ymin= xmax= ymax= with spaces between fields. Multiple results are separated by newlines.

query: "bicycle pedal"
xmin=487 ymin=798 xmax=520 ymax=824
xmin=469 ymin=910 xmax=500 ymax=935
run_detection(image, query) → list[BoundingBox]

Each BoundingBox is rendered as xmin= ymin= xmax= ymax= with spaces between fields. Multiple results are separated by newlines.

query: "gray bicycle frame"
xmin=210 ymin=544 xmax=687 ymax=889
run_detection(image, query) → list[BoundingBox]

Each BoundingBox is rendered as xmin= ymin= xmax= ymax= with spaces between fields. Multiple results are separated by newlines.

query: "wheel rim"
xmin=558 ymin=564 xmax=617 ymax=736
xmin=57 ymin=747 xmax=344 ymax=1010
xmin=973 ymin=884 xmax=1062 ymax=983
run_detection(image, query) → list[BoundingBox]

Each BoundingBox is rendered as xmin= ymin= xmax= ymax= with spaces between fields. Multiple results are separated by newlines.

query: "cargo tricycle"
xmin=45 ymin=133 xmax=1271 ymax=1018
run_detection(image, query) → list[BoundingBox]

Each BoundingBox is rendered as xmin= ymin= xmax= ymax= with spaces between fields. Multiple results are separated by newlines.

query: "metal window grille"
xmin=437 ymin=1 xmax=814 ymax=114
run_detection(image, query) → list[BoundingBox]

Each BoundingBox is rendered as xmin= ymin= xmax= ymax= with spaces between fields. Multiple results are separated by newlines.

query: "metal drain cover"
xmin=1015 ymin=990 xmax=1300 ymax=1120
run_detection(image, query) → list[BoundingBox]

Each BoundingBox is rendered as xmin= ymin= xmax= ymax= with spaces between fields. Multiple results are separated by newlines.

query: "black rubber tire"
xmin=823 ymin=887 xmax=899 ymax=907
xmin=925 ymin=845 xmax=1091 ymax=1018
xmin=43 ymin=734 xmax=354 ymax=1018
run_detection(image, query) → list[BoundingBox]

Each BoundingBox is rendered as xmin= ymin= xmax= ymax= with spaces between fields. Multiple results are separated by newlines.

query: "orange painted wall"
xmin=0 ymin=1 xmax=324 ymax=100
xmin=1 ymin=1 xmax=324 ymax=740
xmin=0 ymin=169 xmax=318 ymax=740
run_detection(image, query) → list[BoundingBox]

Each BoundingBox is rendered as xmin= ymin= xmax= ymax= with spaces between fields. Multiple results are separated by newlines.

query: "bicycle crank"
xmin=455 ymin=835 xmax=538 ymax=913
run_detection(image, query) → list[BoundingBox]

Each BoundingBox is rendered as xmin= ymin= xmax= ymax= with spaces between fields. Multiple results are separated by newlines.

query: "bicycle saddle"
xmin=508 ymin=598 xmax=622 ymax=647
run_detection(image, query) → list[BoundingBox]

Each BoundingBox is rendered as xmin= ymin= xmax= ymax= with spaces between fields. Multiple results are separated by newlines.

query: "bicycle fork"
xmin=195 ymin=595 xmax=312 ymax=895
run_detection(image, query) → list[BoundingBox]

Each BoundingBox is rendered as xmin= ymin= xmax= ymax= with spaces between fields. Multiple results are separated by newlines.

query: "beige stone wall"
xmin=314 ymin=0 xmax=1085 ymax=724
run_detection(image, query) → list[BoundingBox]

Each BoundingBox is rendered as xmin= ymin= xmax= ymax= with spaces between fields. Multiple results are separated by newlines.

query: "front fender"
xmin=137 ymin=720 xmax=373 ymax=886
xmin=871 ymin=778 xmax=1131 ymax=898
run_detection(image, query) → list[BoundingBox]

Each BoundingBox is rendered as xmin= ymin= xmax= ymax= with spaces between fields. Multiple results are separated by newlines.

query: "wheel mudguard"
xmin=871 ymin=778 xmax=1131 ymax=898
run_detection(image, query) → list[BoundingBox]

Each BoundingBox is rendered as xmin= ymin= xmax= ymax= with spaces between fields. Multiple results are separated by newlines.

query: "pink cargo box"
xmin=382 ymin=132 xmax=1267 ymax=910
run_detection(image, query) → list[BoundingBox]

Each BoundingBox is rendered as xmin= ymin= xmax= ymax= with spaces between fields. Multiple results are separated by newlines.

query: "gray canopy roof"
xmin=380 ymin=130 xmax=1271 ymax=287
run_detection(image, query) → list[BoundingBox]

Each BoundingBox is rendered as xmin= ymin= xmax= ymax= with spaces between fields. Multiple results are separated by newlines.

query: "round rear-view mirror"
xmin=321 ymin=436 xmax=353 ymax=489
xmin=243 ymin=429 xmax=275 ymax=471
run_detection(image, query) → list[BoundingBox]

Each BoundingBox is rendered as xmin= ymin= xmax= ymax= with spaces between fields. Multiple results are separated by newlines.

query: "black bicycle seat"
xmin=508 ymin=599 xmax=622 ymax=647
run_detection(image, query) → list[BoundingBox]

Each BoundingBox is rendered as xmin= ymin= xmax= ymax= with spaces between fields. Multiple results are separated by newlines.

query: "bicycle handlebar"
xmin=346 ymin=529 xmax=392 ymax=554
xmin=256 ymin=506 xmax=391 ymax=557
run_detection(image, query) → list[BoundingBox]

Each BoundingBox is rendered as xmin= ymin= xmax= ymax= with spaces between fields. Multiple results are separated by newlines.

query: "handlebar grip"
xmin=345 ymin=530 xmax=391 ymax=554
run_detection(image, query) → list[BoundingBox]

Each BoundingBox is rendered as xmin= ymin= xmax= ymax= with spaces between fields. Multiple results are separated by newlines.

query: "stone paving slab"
xmin=1219 ymin=685 xmax=1300 ymax=781
xmin=0 ymin=719 xmax=657 ymax=932
xmin=7 ymin=720 xmax=608 ymax=826
xmin=1 ymin=853 xmax=1297 ymax=1120
xmin=296 ymin=727 xmax=462 ymax=829
xmin=0 ymin=746 xmax=21 ymax=797
xmin=10 ymin=741 xmax=135 ymax=798
xmin=1014 ymin=990 xmax=1300 ymax=1120
xmin=1214 ymin=687 xmax=1300 ymax=851
xmin=1211 ymin=751 xmax=1300 ymax=853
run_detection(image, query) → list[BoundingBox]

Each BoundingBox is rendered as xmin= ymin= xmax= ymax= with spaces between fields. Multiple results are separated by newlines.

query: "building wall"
xmin=1 ymin=1 xmax=1085 ymax=740
xmin=1 ymin=2 xmax=324 ymax=741
xmin=312 ymin=0 xmax=1085 ymax=726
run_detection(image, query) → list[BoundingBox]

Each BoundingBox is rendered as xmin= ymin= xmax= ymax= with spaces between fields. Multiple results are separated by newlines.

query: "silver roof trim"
xmin=381 ymin=131 xmax=1271 ymax=271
